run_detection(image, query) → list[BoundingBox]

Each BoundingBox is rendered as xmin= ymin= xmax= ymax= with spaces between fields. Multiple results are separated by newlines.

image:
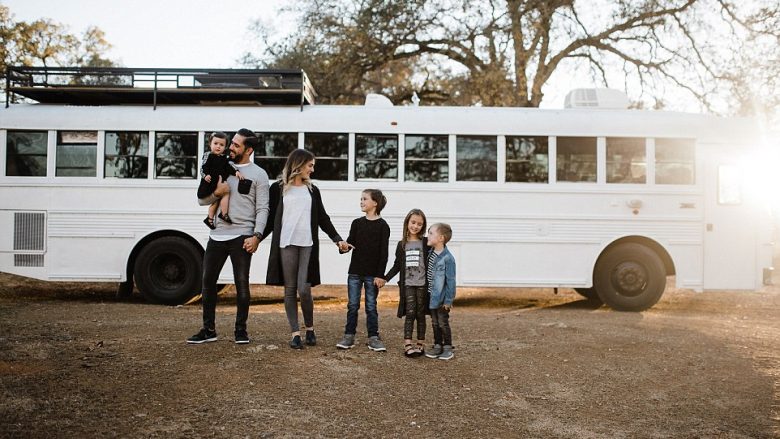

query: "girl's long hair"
xmin=281 ymin=149 xmax=315 ymax=194
xmin=402 ymin=208 xmax=427 ymax=246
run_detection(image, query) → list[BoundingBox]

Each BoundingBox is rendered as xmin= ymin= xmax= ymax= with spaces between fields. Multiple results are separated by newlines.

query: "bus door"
xmin=702 ymin=145 xmax=756 ymax=290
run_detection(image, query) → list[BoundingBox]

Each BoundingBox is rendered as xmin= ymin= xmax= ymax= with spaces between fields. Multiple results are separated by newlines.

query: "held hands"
xmin=243 ymin=235 xmax=260 ymax=254
xmin=442 ymin=304 xmax=452 ymax=312
xmin=374 ymin=278 xmax=386 ymax=288
xmin=204 ymin=175 xmax=212 ymax=183
xmin=336 ymin=241 xmax=354 ymax=252
xmin=214 ymin=176 xmax=229 ymax=197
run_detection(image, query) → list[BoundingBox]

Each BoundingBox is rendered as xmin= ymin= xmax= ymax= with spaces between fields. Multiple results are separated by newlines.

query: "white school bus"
xmin=0 ymin=67 xmax=774 ymax=310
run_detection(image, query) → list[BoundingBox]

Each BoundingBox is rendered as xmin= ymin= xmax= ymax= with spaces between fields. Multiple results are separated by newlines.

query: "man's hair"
xmin=236 ymin=128 xmax=259 ymax=151
xmin=431 ymin=222 xmax=453 ymax=244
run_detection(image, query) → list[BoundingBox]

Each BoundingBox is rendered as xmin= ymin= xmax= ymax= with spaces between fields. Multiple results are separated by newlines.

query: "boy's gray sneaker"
xmin=425 ymin=344 xmax=442 ymax=358
xmin=367 ymin=336 xmax=386 ymax=352
xmin=438 ymin=345 xmax=454 ymax=360
xmin=336 ymin=334 xmax=355 ymax=349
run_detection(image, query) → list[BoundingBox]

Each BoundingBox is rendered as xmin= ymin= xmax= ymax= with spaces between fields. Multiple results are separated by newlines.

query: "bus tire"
xmin=593 ymin=243 xmax=665 ymax=311
xmin=133 ymin=236 xmax=201 ymax=305
xmin=574 ymin=287 xmax=603 ymax=305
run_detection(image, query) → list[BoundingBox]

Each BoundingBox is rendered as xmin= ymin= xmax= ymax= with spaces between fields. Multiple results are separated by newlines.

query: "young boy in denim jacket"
xmin=424 ymin=223 xmax=456 ymax=360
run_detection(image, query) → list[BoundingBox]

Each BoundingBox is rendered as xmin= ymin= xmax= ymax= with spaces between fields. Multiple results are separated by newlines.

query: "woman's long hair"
xmin=281 ymin=149 xmax=315 ymax=194
xmin=402 ymin=208 xmax=427 ymax=246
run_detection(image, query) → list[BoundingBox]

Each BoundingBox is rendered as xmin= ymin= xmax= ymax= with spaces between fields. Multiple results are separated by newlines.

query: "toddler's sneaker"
xmin=187 ymin=328 xmax=217 ymax=344
xmin=336 ymin=334 xmax=355 ymax=349
xmin=425 ymin=343 xmax=442 ymax=358
xmin=438 ymin=345 xmax=454 ymax=360
xmin=367 ymin=336 xmax=386 ymax=352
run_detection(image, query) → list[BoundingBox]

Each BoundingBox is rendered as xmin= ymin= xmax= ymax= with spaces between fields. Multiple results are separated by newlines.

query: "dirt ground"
xmin=1 ymin=273 xmax=779 ymax=438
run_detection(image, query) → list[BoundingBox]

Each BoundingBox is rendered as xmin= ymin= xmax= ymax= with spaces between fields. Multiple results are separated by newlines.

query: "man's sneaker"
xmin=425 ymin=343 xmax=442 ymax=358
xmin=187 ymin=328 xmax=217 ymax=344
xmin=305 ymin=330 xmax=317 ymax=346
xmin=438 ymin=345 xmax=454 ymax=360
xmin=234 ymin=330 xmax=250 ymax=344
xmin=336 ymin=334 xmax=355 ymax=349
xmin=289 ymin=335 xmax=304 ymax=350
xmin=367 ymin=336 xmax=386 ymax=352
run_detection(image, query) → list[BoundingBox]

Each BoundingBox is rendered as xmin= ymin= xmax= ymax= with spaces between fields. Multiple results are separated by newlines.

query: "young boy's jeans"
xmin=345 ymin=274 xmax=379 ymax=337
xmin=429 ymin=306 xmax=452 ymax=346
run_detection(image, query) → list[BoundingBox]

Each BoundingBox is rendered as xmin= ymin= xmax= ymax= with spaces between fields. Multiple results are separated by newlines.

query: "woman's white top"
xmin=280 ymin=185 xmax=313 ymax=248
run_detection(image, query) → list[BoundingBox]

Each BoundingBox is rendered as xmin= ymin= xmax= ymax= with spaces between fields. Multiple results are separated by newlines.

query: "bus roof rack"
xmin=5 ymin=66 xmax=317 ymax=110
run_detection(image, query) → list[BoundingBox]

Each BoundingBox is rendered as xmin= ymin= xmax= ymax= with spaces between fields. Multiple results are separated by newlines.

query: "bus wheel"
xmin=574 ymin=287 xmax=603 ymax=305
xmin=133 ymin=236 xmax=201 ymax=305
xmin=593 ymin=243 xmax=665 ymax=312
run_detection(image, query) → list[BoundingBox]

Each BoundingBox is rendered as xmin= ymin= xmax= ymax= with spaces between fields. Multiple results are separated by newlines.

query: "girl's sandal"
xmin=203 ymin=216 xmax=216 ymax=230
xmin=404 ymin=344 xmax=416 ymax=357
xmin=415 ymin=343 xmax=425 ymax=356
xmin=218 ymin=213 xmax=233 ymax=224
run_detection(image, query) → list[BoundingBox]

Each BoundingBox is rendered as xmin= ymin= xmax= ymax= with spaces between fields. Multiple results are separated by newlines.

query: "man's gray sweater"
xmin=199 ymin=162 xmax=270 ymax=238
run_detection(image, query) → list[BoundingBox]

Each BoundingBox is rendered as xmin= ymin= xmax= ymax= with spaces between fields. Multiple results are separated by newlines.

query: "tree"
xmin=245 ymin=0 xmax=779 ymax=119
xmin=1 ymin=5 xmax=116 ymax=99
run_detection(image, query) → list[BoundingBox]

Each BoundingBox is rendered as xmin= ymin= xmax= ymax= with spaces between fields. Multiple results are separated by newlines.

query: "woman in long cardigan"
xmin=262 ymin=149 xmax=348 ymax=349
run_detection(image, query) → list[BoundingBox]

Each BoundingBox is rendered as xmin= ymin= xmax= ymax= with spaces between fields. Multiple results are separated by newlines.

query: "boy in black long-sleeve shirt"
xmin=336 ymin=189 xmax=390 ymax=351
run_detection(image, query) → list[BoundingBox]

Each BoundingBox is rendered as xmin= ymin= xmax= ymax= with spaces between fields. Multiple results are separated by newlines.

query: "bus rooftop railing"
xmin=5 ymin=66 xmax=317 ymax=110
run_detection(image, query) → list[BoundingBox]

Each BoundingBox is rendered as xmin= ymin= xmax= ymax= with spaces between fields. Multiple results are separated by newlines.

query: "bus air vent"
xmin=14 ymin=254 xmax=44 ymax=267
xmin=13 ymin=212 xmax=45 ymax=267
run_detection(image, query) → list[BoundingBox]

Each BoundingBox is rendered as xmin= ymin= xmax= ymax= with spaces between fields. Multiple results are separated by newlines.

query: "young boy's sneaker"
xmin=336 ymin=334 xmax=355 ymax=349
xmin=234 ymin=330 xmax=250 ymax=344
xmin=367 ymin=336 xmax=386 ymax=352
xmin=187 ymin=328 xmax=217 ymax=344
xmin=425 ymin=343 xmax=442 ymax=358
xmin=438 ymin=345 xmax=454 ymax=360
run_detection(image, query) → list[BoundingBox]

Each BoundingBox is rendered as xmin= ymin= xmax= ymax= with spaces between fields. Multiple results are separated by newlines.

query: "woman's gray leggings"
xmin=281 ymin=245 xmax=313 ymax=333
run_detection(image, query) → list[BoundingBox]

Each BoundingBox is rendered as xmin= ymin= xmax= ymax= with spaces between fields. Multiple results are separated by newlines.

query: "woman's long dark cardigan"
xmin=262 ymin=181 xmax=343 ymax=287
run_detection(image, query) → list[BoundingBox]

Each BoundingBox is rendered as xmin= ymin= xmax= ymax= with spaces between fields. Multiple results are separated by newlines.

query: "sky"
xmin=2 ymin=0 xmax=288 ymax=68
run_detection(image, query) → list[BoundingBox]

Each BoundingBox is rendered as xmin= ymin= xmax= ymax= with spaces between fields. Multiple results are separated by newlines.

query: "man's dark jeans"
xmin=202 ymin=236 xmax=252 ymax=333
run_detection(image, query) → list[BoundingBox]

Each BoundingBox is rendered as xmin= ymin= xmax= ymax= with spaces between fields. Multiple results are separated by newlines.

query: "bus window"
xmin=606 ymin=137 xmax=646 ymax=184
xmin=304 ymin=133 xmax=348 ymax=181
xmin=105 ymin=132 xmax=149 ymax=178
xmin=718 ymin=165 xmax=742 ymax=205
xmin=405 ymin=134 xmax=448 ymax=182
xmin=56 ymin=131 xmax=97 ymax=177
xmin=6 ymin=131 xmax=47 ymax=176
xmin=155 ymin=132 xmax=198 ymax=178
xmin=256 ymin=132 xmax=297 ymax=180
xmin=557 ymin=137 xmax=597 ymax=182
xmin=457 ymin=136 xmax=497 ymax=181
xmin=356 ymin=134 xmax=398 ymax=180
xmin=506 ymin=136 xmax=548 ymax=183
xmin=656 ymin=138 xmax=695 ymax=185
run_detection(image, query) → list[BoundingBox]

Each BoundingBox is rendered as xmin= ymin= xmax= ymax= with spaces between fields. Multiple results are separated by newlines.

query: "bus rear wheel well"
xmin=600 ymin=236 xmax=675 ymax=276
xmin=122 ymin=231 xmax=204 ymax=295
